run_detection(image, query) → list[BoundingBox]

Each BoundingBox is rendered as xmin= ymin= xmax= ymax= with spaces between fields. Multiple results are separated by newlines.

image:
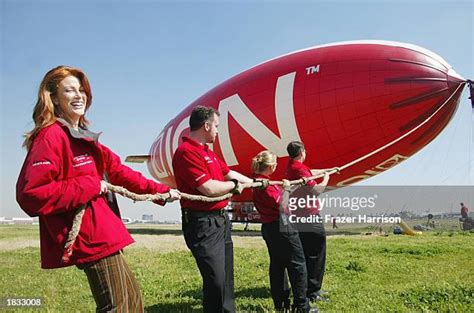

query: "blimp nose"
xmin=447 ymin=68 xmax=465 ymax=87
xmin=398 ymin=65 xmax=466 ymax=146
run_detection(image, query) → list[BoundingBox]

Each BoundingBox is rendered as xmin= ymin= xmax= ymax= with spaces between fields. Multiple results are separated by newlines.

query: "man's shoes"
xmin=311 ymin=295 xmax=330 ymax=303
xmin=309 ymin=290 xmax=330 ymax=303
xmin=275 ymin=299 xmax=291 ymax=312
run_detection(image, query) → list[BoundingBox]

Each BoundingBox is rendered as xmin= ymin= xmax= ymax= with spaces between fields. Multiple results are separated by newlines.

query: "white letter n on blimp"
xmin=218 ymin=72 xmax=301 ymax=166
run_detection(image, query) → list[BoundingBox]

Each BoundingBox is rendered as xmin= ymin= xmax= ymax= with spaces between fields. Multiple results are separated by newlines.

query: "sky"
xmin=1 ymin=0 xmax=473 ymax=221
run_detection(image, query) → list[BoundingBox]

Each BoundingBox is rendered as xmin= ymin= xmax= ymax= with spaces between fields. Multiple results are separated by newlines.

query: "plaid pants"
xmin=77 ymin=251 xmax=143 ymax=312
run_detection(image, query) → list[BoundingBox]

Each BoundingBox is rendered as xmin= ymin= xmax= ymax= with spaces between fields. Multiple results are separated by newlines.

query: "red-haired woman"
xmin=16 ymin=65 xmax=180 ymax=312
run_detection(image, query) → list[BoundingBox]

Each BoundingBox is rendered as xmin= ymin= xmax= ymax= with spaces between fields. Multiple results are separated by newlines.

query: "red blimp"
xmin=129 ymin=40 xmax=467 ymax=220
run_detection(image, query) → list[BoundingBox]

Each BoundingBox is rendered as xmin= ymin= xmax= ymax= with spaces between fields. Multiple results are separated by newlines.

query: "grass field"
xmin=0 ymin=222 xmax=473 ymax=312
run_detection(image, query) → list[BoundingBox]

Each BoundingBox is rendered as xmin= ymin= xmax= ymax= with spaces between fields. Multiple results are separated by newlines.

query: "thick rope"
xmin=61 ymin=204 xmax=86 ymax=263
xmin=62 ymin=81 xmax=466 ymax=263
xmin=60 ymin=170 xmax=337 ymax=263
xmin=104 ymin=170 xmax=339 ymax=203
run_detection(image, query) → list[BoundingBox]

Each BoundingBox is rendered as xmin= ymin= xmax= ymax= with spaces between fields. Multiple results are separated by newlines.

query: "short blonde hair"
xmin=252 ymin=150 xmax=277 ymax=174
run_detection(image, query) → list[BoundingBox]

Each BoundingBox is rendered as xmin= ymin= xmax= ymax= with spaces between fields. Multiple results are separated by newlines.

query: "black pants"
xmin=298 ymin=219 xmax=326 ymax=299
xmin=262 ymin=219 xmax=309 ymax=311
xmin=182 ymin=210 xmax=235 ymax=313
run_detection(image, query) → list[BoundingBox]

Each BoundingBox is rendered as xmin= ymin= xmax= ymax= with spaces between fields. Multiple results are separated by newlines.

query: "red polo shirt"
xmin=172 ymin=136 xmax=230 ymax=211
xmin=251 ymin=174 xmax=285 ymax=224
xmin=285 ymin=159 xmax=320 ymax=215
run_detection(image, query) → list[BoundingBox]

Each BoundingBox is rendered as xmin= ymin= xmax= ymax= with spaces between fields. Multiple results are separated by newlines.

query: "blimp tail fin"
xmin=125 ymin=155 xmax=150 ymax=163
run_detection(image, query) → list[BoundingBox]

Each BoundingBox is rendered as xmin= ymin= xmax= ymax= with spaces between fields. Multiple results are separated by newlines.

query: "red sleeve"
xmin=16 ymin=137 xmax=101 ymax=217
xmin=100 ymin=145 xmax=170 ymax=205
xmin=218 ymin=155 xmax=230 ymax=176
xmin=173 ymin=149 xmax=211 ymax=188
xmin=295 ymin=166 xmax=316 ymax=187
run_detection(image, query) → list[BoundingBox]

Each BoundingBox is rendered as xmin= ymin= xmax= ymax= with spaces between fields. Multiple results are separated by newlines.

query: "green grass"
xmin=0 ymin=225 xmax=39 ymax=240
xmin=0 ymin=225 xmax=473 ymax=312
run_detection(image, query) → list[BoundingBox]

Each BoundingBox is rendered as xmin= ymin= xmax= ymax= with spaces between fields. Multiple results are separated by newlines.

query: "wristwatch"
xmin=230 ymin=179 xmax=239 ymax=194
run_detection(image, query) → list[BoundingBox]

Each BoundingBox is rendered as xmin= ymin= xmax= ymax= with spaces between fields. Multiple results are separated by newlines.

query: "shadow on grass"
xmin=145 ymin=287 xmax=271 ymax=312
xmin=235 ymin=286 xmax=271 ymax=299
xmin=145 ymin=288 xmax=201 ymax=312
xmin=180 ymin=284 xmax=270 ymax=299
xmin=145 ymin=302 xmax=200 ymax=313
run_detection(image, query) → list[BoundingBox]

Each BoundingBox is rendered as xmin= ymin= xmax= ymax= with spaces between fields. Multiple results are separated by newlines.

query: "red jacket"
xmin=16 ymin=120 xmax=170 ymax=269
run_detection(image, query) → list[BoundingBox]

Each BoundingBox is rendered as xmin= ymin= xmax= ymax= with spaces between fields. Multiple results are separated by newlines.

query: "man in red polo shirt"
xmin=285 ymin=141 xmax=334 ymax=303
xmin=172 ymin=106 xmax=252 ymax=313
xmin=460 ymin=202 xmax=469 ymax=219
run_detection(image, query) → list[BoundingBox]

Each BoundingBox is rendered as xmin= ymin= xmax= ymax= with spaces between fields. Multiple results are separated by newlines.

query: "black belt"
xmin=182 ymin=208 xmax=227 ymax=218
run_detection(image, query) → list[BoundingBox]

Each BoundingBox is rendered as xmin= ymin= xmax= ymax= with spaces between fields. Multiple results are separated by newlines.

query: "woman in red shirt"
xmin=251 ymin=151 xmax=313 ymax=312
xmin=16 ymin=65 xmax=179 ymax=312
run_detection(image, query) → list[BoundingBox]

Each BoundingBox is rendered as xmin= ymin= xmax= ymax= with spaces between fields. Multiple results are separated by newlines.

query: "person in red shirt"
xmin=251 ymin=150 xmax=315 ymax=313
xmin=460 ymin=202 xmax=474 ymax=230
xmin=172 ymin=106 xmax=252 ymax=313
xmin=16 ymin=66 xmax=180 ymax=312
xmin=285 ymin=141 xmax=334 ymax=303
xmin=460 ymin=202 xmax=469 ymax=219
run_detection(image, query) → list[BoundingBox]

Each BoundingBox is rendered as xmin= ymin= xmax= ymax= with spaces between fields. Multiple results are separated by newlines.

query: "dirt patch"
xmin=129 ymin=233 xmax=266 ymax=253
xmin=232 ymin=235 xmax=266 ymax=249
xmin=0 ymin=238 xmax=39 ymax=251
xmin=130 ymin=234 xmax=187 ymax=252
xmin=0 ymin=230 xmax=370 ymax=253
xmin=0 ymin=228 xmax=267 ymax=253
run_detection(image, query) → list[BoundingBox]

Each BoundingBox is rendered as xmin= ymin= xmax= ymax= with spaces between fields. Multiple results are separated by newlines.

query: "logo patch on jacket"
xmin=73 ymin=154 xmax=93 ymax=168
xmin=32 ymin=160 xmax=52 ymax=167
